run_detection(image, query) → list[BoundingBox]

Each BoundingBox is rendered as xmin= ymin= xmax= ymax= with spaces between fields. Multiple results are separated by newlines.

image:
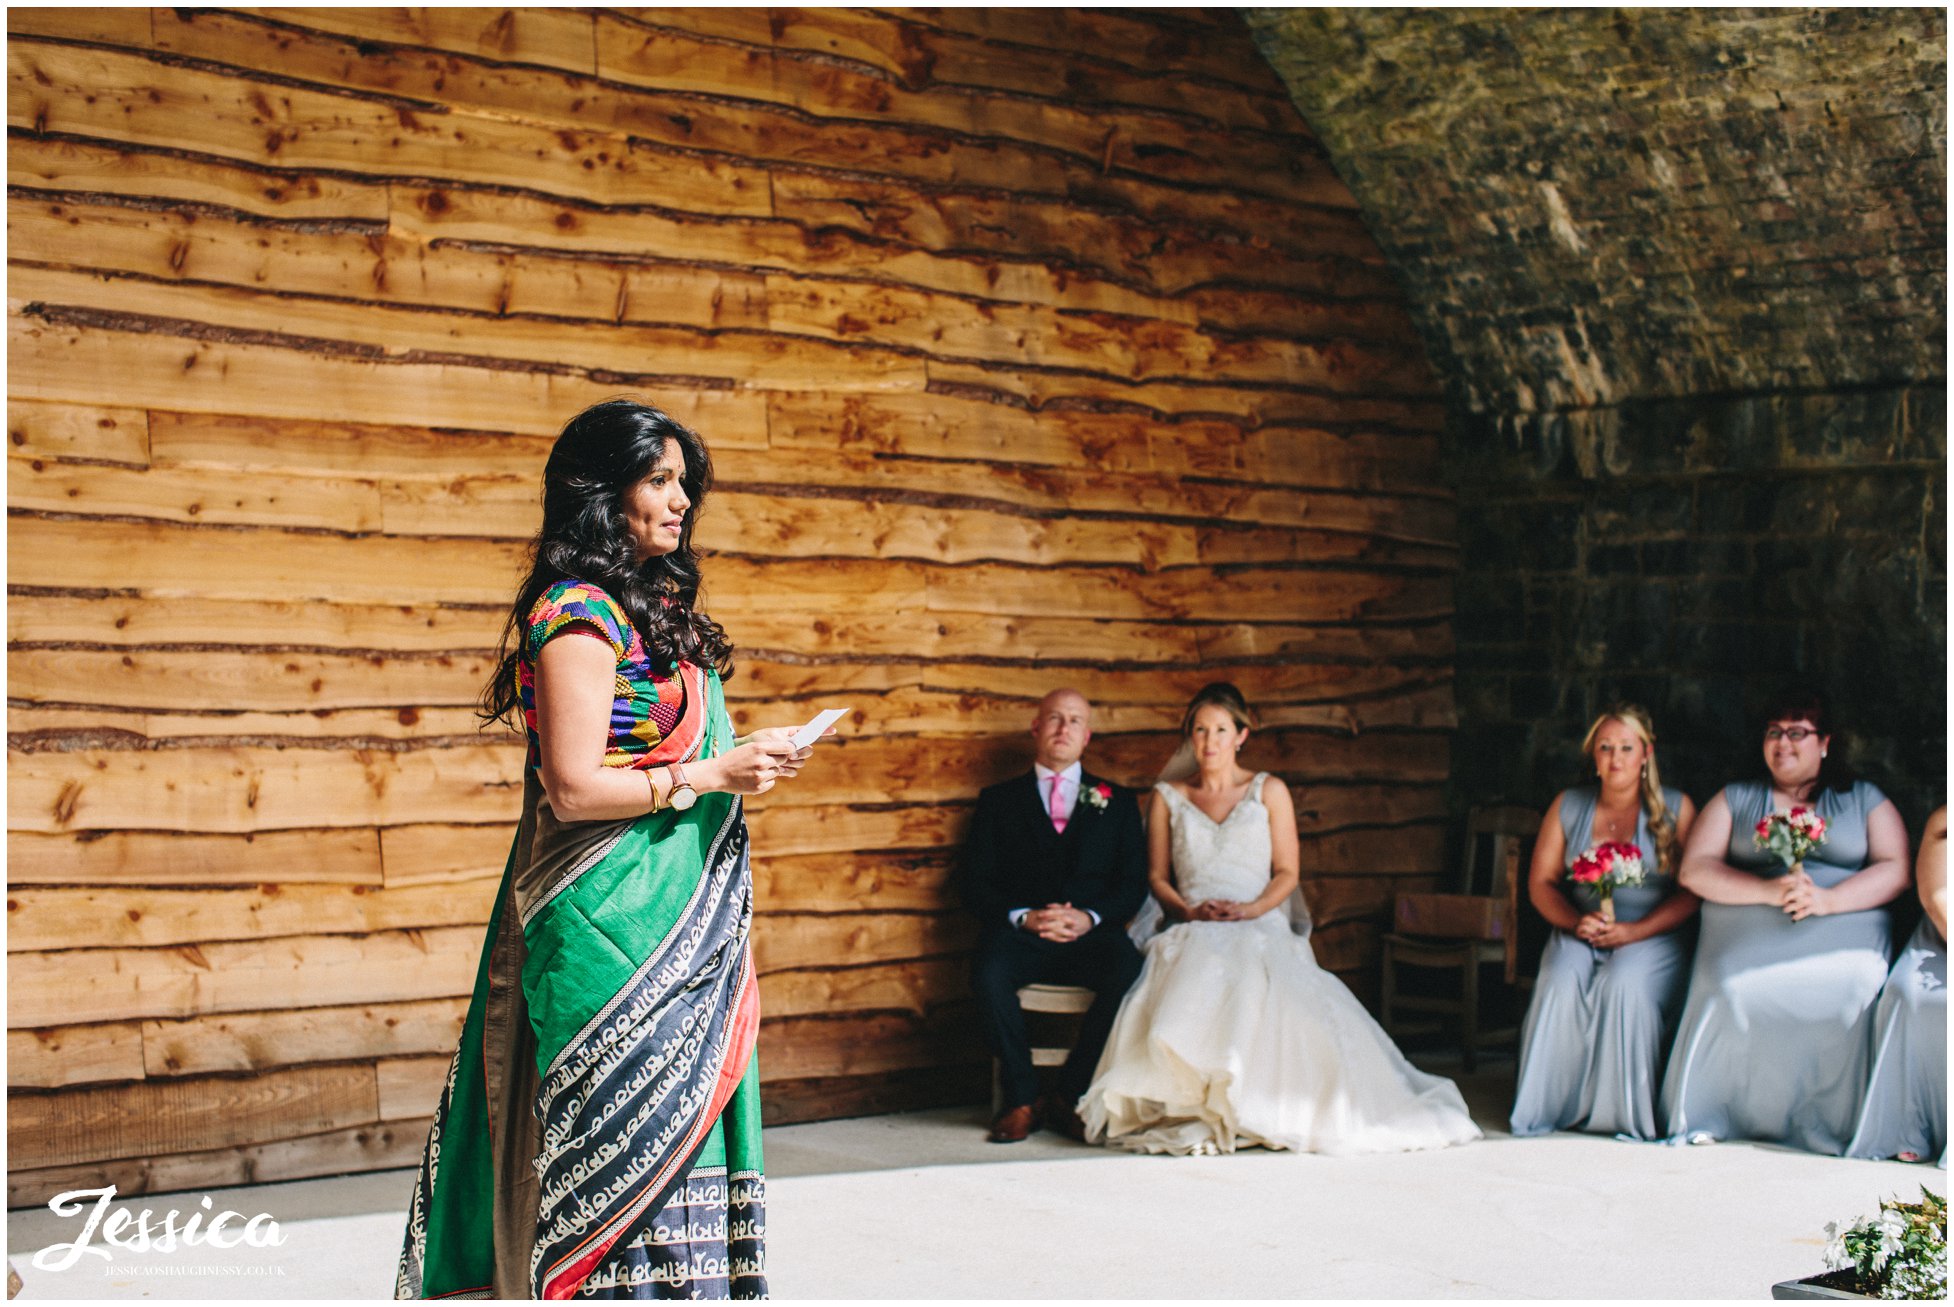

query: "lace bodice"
xmin=1156 ymin=773 xmax=1275 ymax=903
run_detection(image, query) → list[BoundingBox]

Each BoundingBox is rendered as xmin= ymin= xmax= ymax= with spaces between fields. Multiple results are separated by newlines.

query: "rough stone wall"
xmin=1248 ymin=8 xmax=1945 ymax=413
xmin=1450 ymin=387 xmax=1943 ymax=820
xmin=1249 ymin=8 xmax=1946 ymax=827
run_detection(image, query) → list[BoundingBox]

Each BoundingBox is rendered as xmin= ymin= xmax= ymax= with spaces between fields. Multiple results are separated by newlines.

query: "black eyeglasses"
xmin=1764 ymin=727 xmax=1818 ymax=743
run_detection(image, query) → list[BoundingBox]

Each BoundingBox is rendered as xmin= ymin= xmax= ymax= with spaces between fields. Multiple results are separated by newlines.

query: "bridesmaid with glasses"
xmin=1510 ymin=704 xmax=1699 ymax=1139
xmin=1660 ymin=688 xmax=1911 ymax=1154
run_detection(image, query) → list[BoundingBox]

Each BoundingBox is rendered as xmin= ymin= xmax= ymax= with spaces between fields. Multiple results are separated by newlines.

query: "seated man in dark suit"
xmin=959 ymin=688 xmax=1148 ymax=1142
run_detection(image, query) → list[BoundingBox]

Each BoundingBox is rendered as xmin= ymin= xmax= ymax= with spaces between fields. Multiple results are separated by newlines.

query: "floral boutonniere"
xmin=1082 ymin=782 xmax=1112 ymax=812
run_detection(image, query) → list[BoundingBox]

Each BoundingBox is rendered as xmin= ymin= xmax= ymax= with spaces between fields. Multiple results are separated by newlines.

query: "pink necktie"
xmin=1048 ymin=774 xmax=1069 ymax=834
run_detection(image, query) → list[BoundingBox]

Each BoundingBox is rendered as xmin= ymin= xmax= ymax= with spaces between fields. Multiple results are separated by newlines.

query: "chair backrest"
xmin=1392 ymin=891 xmax=1505 ymax=939
xmin=1463 ymin=805 xmax=1540 ymax=899
xmin=1500 ymin=833 xmax=1528 ymax=984
xmin=1390 ymin=805 xmax=1540 ymax=965
xmin=1469 ymin=805 xmax=1539 ymax=981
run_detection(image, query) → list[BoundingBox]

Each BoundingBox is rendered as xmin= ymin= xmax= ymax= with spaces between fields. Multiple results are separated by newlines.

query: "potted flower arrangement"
xmin=1567 ymin=840 xmax=1646 ymax=923
xmin=1773 ymin=1189 xmax=1946 ymax=1300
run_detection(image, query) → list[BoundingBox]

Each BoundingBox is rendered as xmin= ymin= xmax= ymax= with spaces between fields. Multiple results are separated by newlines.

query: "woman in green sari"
xmin=397 ymin=399 xmax=810 ymax=1299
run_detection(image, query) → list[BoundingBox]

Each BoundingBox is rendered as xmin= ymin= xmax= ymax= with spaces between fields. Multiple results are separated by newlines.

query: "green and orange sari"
xmin=396 ymin=665 xmax=765 ymax=1299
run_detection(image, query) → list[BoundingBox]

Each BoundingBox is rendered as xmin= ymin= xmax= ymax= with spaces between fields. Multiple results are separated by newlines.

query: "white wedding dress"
xmin=1077 ymin=776 xmax=1483 ymax=1156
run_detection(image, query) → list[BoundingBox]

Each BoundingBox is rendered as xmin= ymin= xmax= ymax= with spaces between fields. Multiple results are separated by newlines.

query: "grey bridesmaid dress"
xmin=1660 ymin=779 xmax=1895 ymax=1154
xmin=1845 ymin=917 xmax=1947 ymax=1163
xmin=1510 ymin=786 xmax=1692 ymax=1139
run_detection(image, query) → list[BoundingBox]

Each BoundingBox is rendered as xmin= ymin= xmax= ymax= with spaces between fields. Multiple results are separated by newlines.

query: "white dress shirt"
xmin=1010 ymin=762 xmax=1100 ymax=929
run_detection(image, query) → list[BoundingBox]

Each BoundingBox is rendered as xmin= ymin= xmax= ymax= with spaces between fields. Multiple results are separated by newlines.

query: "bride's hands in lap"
xmin=1190 ymin=899 xmax=1248 ymax=921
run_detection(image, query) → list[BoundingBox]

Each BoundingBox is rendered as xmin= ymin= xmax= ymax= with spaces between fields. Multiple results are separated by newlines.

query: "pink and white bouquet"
xmin=1568 ymin=840 xmax=1648 ymax=923
xmin=1754 ymin=806 xmax=1827 ymax=874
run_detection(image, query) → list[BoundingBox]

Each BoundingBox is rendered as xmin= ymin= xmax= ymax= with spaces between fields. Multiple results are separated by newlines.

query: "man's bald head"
xmin=1031 ymin=688 xmax=1092 ymax=771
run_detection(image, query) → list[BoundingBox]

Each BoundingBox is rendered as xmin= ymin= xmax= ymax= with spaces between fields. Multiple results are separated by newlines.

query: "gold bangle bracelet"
xmin=645 ymin=767 xmax=660 ymax=814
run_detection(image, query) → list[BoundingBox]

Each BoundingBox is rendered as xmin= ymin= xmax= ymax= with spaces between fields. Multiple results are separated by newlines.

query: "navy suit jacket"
xmin=958 ymin=770 xmax=1149 ymax=938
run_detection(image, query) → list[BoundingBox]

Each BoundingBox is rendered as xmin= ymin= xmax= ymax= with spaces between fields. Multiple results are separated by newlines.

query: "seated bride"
xmin=1077 ymin=682 xmax=1482 ymax=1156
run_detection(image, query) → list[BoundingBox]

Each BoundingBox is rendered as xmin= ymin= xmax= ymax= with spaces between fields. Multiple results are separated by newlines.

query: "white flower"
xmin=1870 ymin=1209 xmax=1909 ymax=1271
xmin=1823 ymin=1222 xmax=1850 ymax=1269
xmin=1814 ymin=1191 xmax=1944 ymax=1299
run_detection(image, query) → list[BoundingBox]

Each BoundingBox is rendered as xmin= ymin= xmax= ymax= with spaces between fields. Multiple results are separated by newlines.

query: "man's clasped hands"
xmin=1018 ymin=903 xmax=1095 ymax=942
xmin=1019 ymin=896 xmax=1250 ymax=941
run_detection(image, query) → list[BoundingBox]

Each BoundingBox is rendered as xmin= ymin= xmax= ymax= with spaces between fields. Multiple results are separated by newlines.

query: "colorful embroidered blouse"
xmin=519 ymin=579 xmax=687 ymax=770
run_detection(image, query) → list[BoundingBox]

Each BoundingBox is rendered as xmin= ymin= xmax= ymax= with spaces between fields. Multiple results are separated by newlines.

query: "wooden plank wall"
xmin=6 ymin=7 xmax=1454 ymax=1204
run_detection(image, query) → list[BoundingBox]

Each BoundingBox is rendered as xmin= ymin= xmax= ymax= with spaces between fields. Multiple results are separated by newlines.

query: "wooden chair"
xmin=990 ymin=983 xmax=1093 ymax=1111
xmin=1379 ymin=805 xmax=1538 ymax=1071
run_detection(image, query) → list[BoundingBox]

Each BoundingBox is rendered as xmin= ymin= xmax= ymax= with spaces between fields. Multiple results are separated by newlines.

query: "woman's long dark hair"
xmin=482 ymin=399 xmax=734 ymax=731
xmin=1755 ymin=684 xmax=1855 ymax=795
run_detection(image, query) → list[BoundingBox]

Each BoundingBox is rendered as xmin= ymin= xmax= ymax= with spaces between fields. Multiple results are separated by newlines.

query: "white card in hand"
xmin=789 ymin=708 xmax=847 ymax=749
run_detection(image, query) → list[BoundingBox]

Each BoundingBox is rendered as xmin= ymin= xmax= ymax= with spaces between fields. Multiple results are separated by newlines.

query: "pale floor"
xmin=5 ymin=1062 xmax=1933 ymax=1300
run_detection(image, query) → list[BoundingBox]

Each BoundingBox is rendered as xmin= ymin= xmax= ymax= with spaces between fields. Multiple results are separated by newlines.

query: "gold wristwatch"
xmin=667 ymin=762 xmax=699 ymax=812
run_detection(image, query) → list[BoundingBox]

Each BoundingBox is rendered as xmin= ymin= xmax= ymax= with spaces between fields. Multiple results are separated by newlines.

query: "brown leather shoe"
xmin=987 ymin=1102 xmax=1042 ymax=1143
xmin=1042 ymin=1093 xmax=1089 ymax=1142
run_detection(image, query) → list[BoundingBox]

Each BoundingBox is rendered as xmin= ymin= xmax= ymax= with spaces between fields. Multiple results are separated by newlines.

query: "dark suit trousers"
xmin=972 ymin=927 xmax=1145 ymax=1108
